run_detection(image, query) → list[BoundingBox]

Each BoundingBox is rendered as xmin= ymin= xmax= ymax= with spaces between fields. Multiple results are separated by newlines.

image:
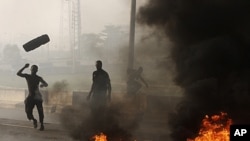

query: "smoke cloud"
xmin=135 ymin=27 xmax=175 ymax=84
xmin=60 ymin=98 xmax=141 ymax=141
xmin=138 ymin=0 xmax=250 ymax=140
xmin=48 ymin=80 xmax=72 ymax=106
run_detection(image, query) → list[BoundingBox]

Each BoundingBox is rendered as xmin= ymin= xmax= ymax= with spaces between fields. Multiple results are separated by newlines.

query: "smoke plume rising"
xmin=48 ymin=80 xmax=71 ymax=106
xmin=60 ymin=97 xmax=141 ymax=141
xmin=138 ymin=0 xmax=250 ymax=140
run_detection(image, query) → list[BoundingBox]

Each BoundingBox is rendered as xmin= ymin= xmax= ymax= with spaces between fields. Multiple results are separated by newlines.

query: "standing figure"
xmin=87 ymin=60 xmax=111 ymax=111
xmin=17 ymin=63 xmax=48 ymax=131
xmin=127 ymin=66 xmax=148 ymax=96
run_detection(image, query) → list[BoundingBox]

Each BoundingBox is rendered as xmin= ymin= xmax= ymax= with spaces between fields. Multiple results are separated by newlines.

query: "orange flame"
xmin=92 ymin=132 xmax=107 ymax=141
xmin=187 ymin=112 xmax=232 ymax=141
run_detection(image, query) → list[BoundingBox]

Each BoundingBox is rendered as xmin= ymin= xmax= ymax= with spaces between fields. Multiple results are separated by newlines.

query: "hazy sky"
xmin=0 ymin=0 xmax=147 ymax=48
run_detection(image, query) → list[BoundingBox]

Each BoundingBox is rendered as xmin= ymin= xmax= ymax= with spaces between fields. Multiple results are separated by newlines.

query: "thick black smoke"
xmin=138 ymin=0 xmax=250 ymax=140
xmin=60 ymin=99 xmax=140 ymax=141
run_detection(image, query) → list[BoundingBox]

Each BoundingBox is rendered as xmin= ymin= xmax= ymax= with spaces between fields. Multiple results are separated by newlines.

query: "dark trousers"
xmin=90 ymin=90 xmax=107 ymax=114
xmin=24 ymin=96 xmax=44 ymax=124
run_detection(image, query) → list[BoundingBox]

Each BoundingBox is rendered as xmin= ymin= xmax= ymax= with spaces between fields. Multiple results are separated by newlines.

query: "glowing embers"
xmin=187 ymin=112 xmax=232 ymax=141
xmin=92 ymin=132 xmax=107 ymax=141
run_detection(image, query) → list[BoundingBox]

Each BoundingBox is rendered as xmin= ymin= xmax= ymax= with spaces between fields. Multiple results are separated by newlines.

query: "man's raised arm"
xmin=17 ymin=63 xmax=29 ymax=77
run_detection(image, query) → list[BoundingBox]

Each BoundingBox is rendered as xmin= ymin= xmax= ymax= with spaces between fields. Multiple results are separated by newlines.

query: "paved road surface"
xmin=0 ymin=107 xmax=76 ymax=141
xmin=0 ymin=107 xmax=60 ymax=124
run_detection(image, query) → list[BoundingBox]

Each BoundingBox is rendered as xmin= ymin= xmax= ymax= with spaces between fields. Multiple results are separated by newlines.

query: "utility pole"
xmin=128 ymin=0 xmax=136 ymax=70
xmin=127 ymin=0 xmax=136 ymax=96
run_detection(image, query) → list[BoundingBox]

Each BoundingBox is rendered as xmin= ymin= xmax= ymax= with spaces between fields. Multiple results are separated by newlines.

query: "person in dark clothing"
xmin=87 ymin=60 xmax=111 ymax=111
xmin=17 ymin=63 xmax=48 ymax=131
xmin=127 ymin=66 xmax=148 ymax=96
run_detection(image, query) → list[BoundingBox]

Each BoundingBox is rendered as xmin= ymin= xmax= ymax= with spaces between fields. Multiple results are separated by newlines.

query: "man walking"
xmin=17 ymin=63 xmax=48 ymax=131
xmin=87 ymin=60 xmax=111 ymax=111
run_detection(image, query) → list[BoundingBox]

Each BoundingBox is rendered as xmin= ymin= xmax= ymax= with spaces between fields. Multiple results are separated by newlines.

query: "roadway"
xmin=0 ymin=107 xmax=76 ymax=141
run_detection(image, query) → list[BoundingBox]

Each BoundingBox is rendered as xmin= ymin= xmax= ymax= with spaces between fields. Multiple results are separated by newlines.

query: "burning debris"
xmin=138 ymin=0 xmax=250 ymax=140
xmin=92 ymin=132 xmax=107 ymax=141
xmin=187 ymin=112 xmax=232 ymax=141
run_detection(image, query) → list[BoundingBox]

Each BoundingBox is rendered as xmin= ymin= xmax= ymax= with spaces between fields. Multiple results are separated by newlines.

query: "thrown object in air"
xmin=23 ymin=34 xmax=50 ymax=52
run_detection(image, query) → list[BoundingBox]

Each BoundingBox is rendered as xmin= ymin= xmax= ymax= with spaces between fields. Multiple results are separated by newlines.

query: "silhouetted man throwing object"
xmin=87 ymin=60 xmax=111 ymax=112
xmin=17 ymin=63 xmax=48 ymax=131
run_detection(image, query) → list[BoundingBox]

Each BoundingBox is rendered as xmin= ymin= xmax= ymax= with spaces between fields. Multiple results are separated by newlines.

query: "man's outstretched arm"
xmin=107 ymin=81 xmax=112 ymax=101
xmin=87 ymin=72 xmax=95 ymax=100
xmin=17 ymin=63 xmax=29 ymax=77
xmin=87 ymin=83 xmax=94 ymax=100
